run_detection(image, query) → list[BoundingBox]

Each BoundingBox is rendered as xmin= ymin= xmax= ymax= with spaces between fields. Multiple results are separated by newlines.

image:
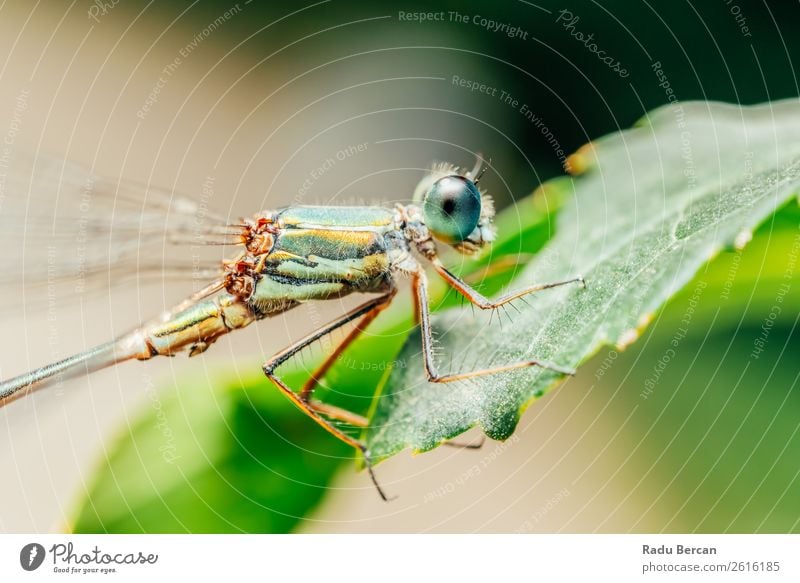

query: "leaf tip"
xmin=616 ymin=328 xmax=639 ymax=350
xmin=734 ymin=230 xmax=753 ymax=250
xmin=616 ymin=312 xmax=654 ymax=350
xmin=633 ymin=112 xmax=654 ymax=128
xmin=637 ymin=312 xmax=655 ymax=329
xmin=564 ymin=143 xmax=596 ymax=175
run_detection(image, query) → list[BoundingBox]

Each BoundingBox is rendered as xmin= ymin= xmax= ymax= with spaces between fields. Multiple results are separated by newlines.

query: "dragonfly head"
xmin=412 ymin=160 xmax=496 ymax=255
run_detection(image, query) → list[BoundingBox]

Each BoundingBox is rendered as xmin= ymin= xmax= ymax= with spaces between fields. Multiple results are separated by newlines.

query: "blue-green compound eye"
xmin=422 ymin=175 xmax=481 ymax=243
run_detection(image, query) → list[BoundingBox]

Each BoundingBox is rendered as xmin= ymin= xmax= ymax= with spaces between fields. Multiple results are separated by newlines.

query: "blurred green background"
xmin=0 ymin=0 xmax=797 ymax=533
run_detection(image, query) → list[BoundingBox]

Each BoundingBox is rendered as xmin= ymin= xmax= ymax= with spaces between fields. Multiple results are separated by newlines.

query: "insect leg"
xmin=463 ymin=253 xmax=534 ymax=286
xmin=299 ymin=288 xmax=397 ymax=405
xmin=412 ymin=269 xmax=576 ymax=381
xmin=262 ymin=290 xmax=396 ymax=501
xmin=428 ymin=256 xmax=584 ymax=309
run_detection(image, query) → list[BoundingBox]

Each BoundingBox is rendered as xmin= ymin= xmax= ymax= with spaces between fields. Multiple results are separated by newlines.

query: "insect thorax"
xmin=227 ymin=205 xmax=406 ymax=316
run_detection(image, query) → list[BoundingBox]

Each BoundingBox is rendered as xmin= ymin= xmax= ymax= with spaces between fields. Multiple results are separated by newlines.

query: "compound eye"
xmin=422 ymin=175 xmax=481 ymax=243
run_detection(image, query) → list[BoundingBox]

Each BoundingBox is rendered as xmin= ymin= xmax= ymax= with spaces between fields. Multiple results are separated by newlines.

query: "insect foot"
xmin=359 ymin=445 xmax=396 ymax=502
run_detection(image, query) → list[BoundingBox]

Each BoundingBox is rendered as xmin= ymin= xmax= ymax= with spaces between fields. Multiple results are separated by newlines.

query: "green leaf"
xmin=663 ymin=200 xmax=800 ymax=331
xmin=366 ymin=100 xmax=800 ymax=459
xmin=595 ymin=283 xmax=800 ymax=532
xmin=71 ymin=369 xmax=351 ymax=533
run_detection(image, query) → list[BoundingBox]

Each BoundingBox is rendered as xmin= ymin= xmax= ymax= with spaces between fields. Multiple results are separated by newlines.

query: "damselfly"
xmin=0 ymin=154 xmax=583 ymax=499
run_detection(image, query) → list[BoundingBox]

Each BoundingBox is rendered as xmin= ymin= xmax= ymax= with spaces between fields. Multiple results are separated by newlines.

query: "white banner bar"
xmin=1 ymin=534 xmax=797 ymax=582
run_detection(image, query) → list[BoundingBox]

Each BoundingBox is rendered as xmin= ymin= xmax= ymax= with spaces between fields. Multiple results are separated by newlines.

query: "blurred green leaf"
xmin=648 ymin=329 xmax=800 ymax=533
xmin=572 ymin=190 xmax=800 ymax=532
xmin=367 ymin=100 xmax=800 ymax=459
xmin=598 ymin=293 xmax=800 ymax=533
xmin=71 ymin=369 xmax=351 ymax=533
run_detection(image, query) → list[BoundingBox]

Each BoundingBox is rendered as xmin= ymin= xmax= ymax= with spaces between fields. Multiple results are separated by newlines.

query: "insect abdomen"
xmin=144 ymin=293 xmax=256 ymax=357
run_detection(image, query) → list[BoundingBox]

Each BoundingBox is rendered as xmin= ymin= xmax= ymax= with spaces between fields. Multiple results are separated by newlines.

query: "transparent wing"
xmin=0 ymin=151 xmax=243 ymax=308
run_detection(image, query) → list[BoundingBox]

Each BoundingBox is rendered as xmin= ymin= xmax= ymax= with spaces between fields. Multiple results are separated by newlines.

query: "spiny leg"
xmin=463 ymin=253 xmax=534 ymax=286
xmin=429 ymin=256 xmax=584 ymax=309
xmin=262 ymin=290 xmax=396 ymax=501
xmin=412 ymin=269 xmax=576 ymax=383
